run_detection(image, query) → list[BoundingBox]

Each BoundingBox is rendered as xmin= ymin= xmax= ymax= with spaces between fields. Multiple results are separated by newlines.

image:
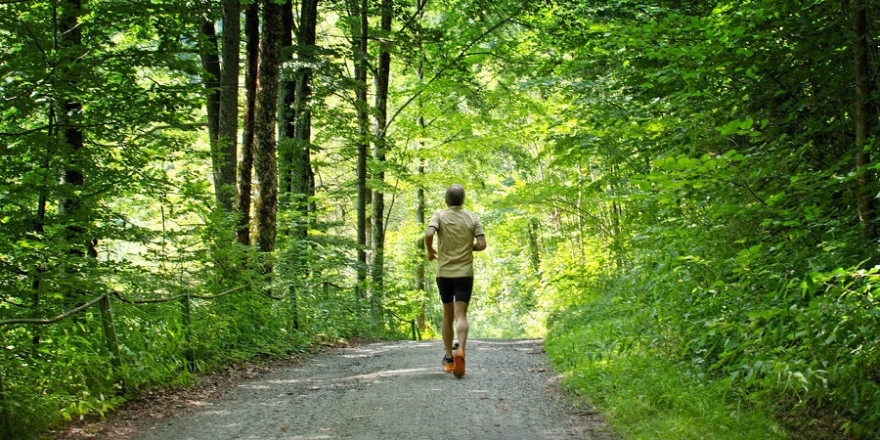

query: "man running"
xmin=425 ymin=184 xmax=486 ymax=378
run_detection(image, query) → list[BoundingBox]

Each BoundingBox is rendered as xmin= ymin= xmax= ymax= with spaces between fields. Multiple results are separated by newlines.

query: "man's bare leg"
xmin=442 ymin=302 xmax=455 ymax=358
xmin=453 ymin=301 xmax=469 ymax=377
xmin=454 ymin=301 xmax=469 ymax=350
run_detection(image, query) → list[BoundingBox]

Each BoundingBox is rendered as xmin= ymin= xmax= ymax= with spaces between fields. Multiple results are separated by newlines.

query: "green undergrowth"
xmin=34 ymin=332 xmax=379 ymax=439
xmin=545 ymin=288 xmax=786 ymax=440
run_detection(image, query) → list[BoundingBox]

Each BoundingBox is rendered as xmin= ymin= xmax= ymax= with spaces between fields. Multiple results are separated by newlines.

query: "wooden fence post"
xmin=290 ymin=284 xmax=299 ymax=331
xmin=411 ymin=319 xmax=417 ymax=341
xmin=99 ymin=294 xmax=126 ymax=394
xmin=180 ymin=293 xmax=195 ymax=372
xmin=99 ymin=294 xmax=122 ymax=368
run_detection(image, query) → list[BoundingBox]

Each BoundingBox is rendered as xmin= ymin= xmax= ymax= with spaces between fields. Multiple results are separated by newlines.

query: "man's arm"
xmin=473 ymin=235 xmax=487 ymax=252
xmin=425 ymin=226 xmax=437 ymax=260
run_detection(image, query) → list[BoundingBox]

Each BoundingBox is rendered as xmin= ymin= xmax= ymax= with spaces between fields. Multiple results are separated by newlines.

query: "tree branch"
xmin=384 ymin=5 xmax=524 ymax=133
xmin=0 ymin=259 xmax=28 ymax=275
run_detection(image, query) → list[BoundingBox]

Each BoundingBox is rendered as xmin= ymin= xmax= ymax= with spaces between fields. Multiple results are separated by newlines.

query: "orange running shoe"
xmin=442 ymin=356 xmax=455 ymax=373
xmin=453 ymin=348 xmax=465 ymax=378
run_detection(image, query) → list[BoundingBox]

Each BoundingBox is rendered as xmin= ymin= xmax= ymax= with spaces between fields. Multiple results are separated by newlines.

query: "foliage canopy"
xmin=2 ymin=0 xmax=880 ymax=438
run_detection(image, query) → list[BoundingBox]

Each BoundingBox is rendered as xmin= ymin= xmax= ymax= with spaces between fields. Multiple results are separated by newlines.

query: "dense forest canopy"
xmin=2 ymin=0 xmax=880 ymax=438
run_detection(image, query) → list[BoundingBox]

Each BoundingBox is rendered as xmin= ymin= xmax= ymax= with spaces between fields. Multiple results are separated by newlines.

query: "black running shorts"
xmin=436 ymin=277 xmax=474 ymax=304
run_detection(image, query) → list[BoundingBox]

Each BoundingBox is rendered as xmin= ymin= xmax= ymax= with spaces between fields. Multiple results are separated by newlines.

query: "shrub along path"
xmin=58 ymin=339 xmax=615 ymax=439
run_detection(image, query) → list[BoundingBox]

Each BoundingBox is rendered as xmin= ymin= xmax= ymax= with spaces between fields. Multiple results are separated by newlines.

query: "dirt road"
xmin=120 ymin=339 xmax=613 ymax=440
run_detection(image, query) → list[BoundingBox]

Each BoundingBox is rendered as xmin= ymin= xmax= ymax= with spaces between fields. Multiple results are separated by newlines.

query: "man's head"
xmin=445 ymin=184 xmax=465 ymax=206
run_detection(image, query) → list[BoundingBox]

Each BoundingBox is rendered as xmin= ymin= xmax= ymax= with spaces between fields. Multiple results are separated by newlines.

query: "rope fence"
xmin=0 ymin=285 xmax=255 ymax=327
xmin=109 ymin=284 xmax=250 ymax=304
xmin=0 ymin=283 xmax=252 ymax=439
xmin=0 ymin=280 xmax=418 ymax=439
xmin=0 ymin=294 xmax=108 ymax=326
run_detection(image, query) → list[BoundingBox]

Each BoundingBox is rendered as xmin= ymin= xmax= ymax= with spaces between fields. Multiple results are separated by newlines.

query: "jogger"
xmin=425 ymin=184 xmax=486 ymax=378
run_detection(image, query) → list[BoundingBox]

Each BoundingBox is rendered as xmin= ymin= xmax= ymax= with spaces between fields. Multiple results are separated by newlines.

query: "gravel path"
xmin=126 ymin=339 xmax=614 ymax=440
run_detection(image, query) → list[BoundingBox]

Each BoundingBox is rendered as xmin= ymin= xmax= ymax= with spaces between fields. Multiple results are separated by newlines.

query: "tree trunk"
xmin=199 ymin=20 xmax=222 ymax=201
xmin=414 ymin=0 xmax=427 ymax=330
xmin=527 ymin=218 xmax=541 ymax=274
xmin=278 ymin=0 xmax=296 ymax=206
xmin=57 ymin=0 xmax=95 ymax=311
xmin=236 ymin=2 xmax=260 ymax=246
xmin=253 ymin=0 xmax=284 ymax=254
xmin=58 ymin=0 xmax=85 ymax=233
xmin=371 ymin=0 xmax=392 ymax=314
xmin=31 ymin=106 xmax=54 ymax=348
xmin=284 ymin=0 xmax=319 ymax=332
xmin=351 ymin=0 xmax=370 ymax=297
xmin=292 ymin=0 xmax=318 ymax=224
xmin=216 ymin=0 xmax=240 ymax=213
xmin=416 ymin=161 xmax=426 ymax=330
xmin=853 ymin=0 xmax=876 ymax=239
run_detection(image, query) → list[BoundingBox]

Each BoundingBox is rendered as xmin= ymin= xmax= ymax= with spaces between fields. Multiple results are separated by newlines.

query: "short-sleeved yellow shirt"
xmin=428 ymin=206 xmax=484 ymax=278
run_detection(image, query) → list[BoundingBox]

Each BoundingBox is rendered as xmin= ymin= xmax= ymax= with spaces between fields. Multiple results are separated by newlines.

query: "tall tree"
xmin=216 ymin=0 xmax=241 ymax=212
xmin=283 ymin=0 xmax=319 ymax=332
xmin=853 ymin=0 xmax=876 ymax=239
xmin=371 ymin=0 xmax=392 ymax=309
xmin=57 ymin=0 xmax=84 ymax=224
xmin=415 ymin=159 xmax=427 ymax=329
xmin=237 ymin=2 xmax=260 ymax=245
xmin=198 ymin=19 xmax=222 ymax=203
xmin=414 ymin=0 xmax=428 ymax=332
xmin=351 ymin=0 xmax=370 ymax=295
xmin=292 ymin=0 xmax=319 ymax=222
xmin=278 ymin=0 xmax=296 ymax=204
xmin=56 ymin=0 xmax=96 ymax=312
xmin=253 ymin=0 xmax=285 ymax=253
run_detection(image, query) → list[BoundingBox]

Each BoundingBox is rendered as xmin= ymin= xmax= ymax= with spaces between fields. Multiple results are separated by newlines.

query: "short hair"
xmin=445 ymin=184 xmax=465 ymax=206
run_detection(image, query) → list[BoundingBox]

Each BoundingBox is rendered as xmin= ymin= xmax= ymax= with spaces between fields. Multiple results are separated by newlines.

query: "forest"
xmin=1 ymin=0 xmax=879 ymax=438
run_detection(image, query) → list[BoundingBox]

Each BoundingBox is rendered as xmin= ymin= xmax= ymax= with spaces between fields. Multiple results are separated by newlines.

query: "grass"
xmin=544 ymin=293 xmax=788 ymax=440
